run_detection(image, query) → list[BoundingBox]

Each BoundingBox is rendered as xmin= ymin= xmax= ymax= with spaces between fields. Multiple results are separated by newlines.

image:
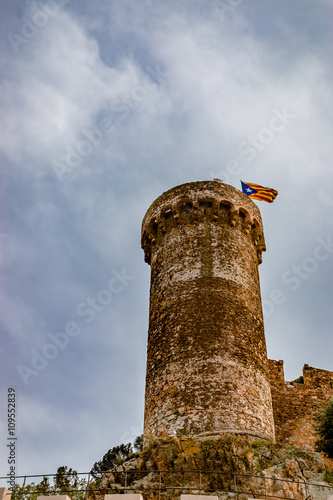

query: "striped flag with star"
xmin=241 ymin=181 xmax=278 ymax=203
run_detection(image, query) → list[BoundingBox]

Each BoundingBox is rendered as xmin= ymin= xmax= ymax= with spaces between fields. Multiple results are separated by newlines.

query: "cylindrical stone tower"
xmin=141 ymin=180 xmax=275 ymax=443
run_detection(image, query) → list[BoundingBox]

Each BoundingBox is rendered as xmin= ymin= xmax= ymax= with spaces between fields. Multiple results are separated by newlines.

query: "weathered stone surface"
xmin=269 ymin=360 xmax=333 ymax=450
xmin=141 ymin=181 xmax=275 ymax=443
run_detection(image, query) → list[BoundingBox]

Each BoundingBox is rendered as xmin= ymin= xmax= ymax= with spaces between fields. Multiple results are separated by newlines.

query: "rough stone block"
xmin=0 ymin=488 xmax=11 ymax=500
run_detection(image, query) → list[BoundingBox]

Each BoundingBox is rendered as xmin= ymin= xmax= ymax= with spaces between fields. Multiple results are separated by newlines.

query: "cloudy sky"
xmin=0 ymin=0 xmax=332 ymax=483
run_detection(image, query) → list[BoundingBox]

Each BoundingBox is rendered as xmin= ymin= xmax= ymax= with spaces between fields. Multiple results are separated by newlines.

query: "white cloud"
xmin=1 ymin=8 xmax=147 ymax=171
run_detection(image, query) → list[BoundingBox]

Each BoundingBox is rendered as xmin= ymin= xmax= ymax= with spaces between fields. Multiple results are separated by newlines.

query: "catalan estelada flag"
xmin=241 ymin=181 xmax=278 ymax=203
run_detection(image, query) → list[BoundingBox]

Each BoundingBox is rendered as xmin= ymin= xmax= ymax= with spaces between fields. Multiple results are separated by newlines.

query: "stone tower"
xmin=141 ymin=180 xmax=275 ymax=444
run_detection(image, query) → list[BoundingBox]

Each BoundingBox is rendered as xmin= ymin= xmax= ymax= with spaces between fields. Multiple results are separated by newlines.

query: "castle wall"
xmin=142 ymin=181 xmax=275 ymax=444
xmin=269 ymin=359 xmax=333 ymax=450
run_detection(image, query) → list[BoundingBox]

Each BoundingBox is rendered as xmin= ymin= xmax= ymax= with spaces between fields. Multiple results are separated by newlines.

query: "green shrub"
xmin=292 ymin=376 xmax=304 ymax=384
xmin=314 ymin=398 xmax=333 ymax=458
xmin=324 ymin=470 xmax=333 ymax=484
xmin=251 ymin=439 xmax=266 ymax=449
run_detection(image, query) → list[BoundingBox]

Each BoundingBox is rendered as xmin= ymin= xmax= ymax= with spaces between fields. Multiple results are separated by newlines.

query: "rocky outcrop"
xmin=91 ymin=436 xmax=333 ymax=500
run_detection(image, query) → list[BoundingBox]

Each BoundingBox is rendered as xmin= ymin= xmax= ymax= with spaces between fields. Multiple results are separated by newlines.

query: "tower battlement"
xmin=269 ymin=359 xmax=333 ymax=390
xmin=142 ymin=180 xmax=266 ymax=265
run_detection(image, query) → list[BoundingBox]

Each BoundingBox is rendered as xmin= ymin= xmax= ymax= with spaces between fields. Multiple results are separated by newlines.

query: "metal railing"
xmin=1 ymin=469 xmax=333 ymax=499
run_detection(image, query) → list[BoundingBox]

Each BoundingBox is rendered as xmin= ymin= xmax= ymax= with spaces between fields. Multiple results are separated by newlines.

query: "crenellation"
xmin=303 ymin=363 xmax=333 ymax=389
xmin=142 ymin=184 xmax=266 ymax=268
xmin=268 ymin=359 xmax=285 ymax=385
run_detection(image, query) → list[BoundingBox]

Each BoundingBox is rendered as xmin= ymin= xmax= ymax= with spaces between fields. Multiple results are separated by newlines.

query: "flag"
xmin=241 ymin=181 xmax=278 ymax=203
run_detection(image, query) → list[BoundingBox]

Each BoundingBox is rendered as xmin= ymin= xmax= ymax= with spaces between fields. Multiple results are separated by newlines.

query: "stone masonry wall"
xmin=269 ymin=359 xmax=333 ymax=450
xmin=141 ymin=181 xmax=275 ymax=444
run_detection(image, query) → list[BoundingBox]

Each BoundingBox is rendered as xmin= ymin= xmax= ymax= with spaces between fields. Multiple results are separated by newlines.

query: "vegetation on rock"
xmin=95 ymin=435 xmax=333 ymax=500
xmin=292 ymin=375 xmax=304 ymax=384
xmin=314 ymin=398 xmax=333 ymax=458
xmin=90 ymin=434 xmax=143 ymax=485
